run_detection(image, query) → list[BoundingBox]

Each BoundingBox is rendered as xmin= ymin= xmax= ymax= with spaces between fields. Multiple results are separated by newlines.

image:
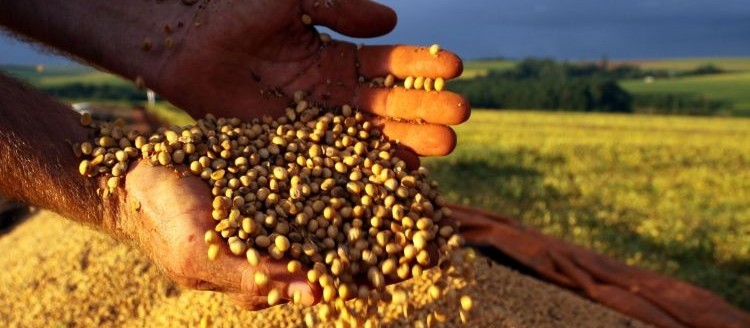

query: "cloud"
xmin=1 ymin=0 xmax=749 ymax=64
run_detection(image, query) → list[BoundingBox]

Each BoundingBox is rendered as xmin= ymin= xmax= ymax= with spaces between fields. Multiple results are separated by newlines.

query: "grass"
xmin=35 ymin=71 xmax=130 ymax=87
xmin=146 ymin=102 xmax=194 ymax=126
xmin=1 ymin=64 xmax=129 ymax=87
xmin=425 ymin=110 xmax=750 ymax=310
xmin=622 ymin=57 xmax=750 ymax=72
xmin=621 ymin=72 xmax=750 ymax=116
xmin=460 ymin=59 xmax=516 ymax=79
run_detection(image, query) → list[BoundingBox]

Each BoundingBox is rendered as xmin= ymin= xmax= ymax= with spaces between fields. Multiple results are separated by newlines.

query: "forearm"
xmin=0 ymin=0 xmax=194 ymax=89
xmin=0 ymin=73 xmax=121 ymax=234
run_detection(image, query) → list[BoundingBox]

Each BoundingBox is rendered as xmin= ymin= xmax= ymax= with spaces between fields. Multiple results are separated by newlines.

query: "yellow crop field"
xmin=425 ymin=110 xmax=750 ymax=310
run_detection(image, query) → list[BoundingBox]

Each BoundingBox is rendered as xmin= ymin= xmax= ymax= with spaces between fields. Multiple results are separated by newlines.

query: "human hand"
xmin=154 ymin=0 xmax=469 ymax=162
xmin=118 ymin=160 xmax=320 ymax=310
xmin=2 ymin=1 xmax=469 ymax=160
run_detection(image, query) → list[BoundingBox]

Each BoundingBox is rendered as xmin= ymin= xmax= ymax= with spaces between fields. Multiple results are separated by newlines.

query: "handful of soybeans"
xmin=74 ymin=94 xmax=475 ymax=327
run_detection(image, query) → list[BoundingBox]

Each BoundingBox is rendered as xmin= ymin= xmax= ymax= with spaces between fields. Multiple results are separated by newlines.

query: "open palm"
xmin=121 ymin=161 xmax=318 ymax=310
xmin=156 ymin=0 xmax=469 ymax=159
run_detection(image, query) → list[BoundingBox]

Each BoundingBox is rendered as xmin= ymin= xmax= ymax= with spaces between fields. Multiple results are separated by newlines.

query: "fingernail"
xmin=289 ymin=281 xmax=315 ymax=306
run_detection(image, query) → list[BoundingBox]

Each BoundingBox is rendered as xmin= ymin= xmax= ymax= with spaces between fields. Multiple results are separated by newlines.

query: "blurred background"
xmin=1 ymin=0 xmax=748 ymax=311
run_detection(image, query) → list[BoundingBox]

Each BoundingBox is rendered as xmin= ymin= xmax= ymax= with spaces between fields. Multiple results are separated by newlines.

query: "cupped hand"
xmin=119 ymin=160 xmax=320 ymax=310
xmin=154 ymin=0 xmax=469 ymax=162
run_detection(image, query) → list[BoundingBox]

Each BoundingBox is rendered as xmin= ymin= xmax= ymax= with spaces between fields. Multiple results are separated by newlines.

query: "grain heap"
xmin=73 ymin=93 xmax=474 ymax=327
xmin=0 ymin=212 xmax=648 ymax=327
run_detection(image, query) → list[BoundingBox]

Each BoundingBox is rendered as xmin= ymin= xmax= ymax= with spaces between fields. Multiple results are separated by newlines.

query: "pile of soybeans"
xmin=0 ymin=100 xmax=649 ymax=327
xmin=60 ymin=94 xmax=649 ymax=328
xmin=0 ymin=211 xmax=648 ymax=327
xmin=74 ymin=96 xmax=470 ymax=327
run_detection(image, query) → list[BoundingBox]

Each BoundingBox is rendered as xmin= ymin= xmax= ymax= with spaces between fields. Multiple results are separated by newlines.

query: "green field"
xmin=621 ymin=72 xmax=750 ymax=116
xmin=462 ymin=57 xmax=750 ymax=75
xmin=460 ymin=57 xmax=750 ymax=116
xmin=426 ymin=110 xmax=750 ymax=310
xmin=624 ymin=57 xmax=750 ymax=72
xmin=0 ymin=64 xmax=192 ymax=124
xmin=1 ymin=64 xmax=128 ymax=87
xmin=460 ymin=59 xmax=515 ymax=78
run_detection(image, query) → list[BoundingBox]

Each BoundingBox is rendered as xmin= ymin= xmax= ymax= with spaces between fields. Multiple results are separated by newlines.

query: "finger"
xmin=354 ymin=86 xmax=470 ymax=125
xmin=239 ymin=256 xmax=321 ymax=306
xmin=447 ymin=205 xmax=495 ymax=232
xmin=358 ymin=45 xmax=463 ymax=79
xmin=368 ymin=116 xmax=457 ymax=156
xmin=194 ymin=244 xmax=321 ymax=306
xmin=394 ymin=146 xmax=420 ymax=171
xmin=302 ymin=0 xmax=397 ymax=38
xmin=229 ymin=293 xmax=274 ymax=311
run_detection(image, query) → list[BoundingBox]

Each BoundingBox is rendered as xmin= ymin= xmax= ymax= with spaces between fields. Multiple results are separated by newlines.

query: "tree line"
xmin=449 ymin=59 xmax=730 ymax=115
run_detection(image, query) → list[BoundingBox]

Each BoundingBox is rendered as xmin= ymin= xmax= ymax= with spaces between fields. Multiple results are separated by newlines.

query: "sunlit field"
xmin=425 ymin=110 xmax=750 ymax=310
xmin=621 ymin=72 xmax=750 ymax=116
xmin=1 ymin=64 xmax=128 ymax=86
xmin=628 ymin=57 xmax=750 ymax=72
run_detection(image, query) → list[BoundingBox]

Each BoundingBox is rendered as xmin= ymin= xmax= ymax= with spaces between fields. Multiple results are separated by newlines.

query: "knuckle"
xmin=432 ymin=126 xmax=456 ymax=156
xmin=456 ymin=95 xmax=472 ymax=123
xmin=233 ymin=298 xmax=269 ymax=311
xmin=240 ymin=268 xmax=264 ymax=296
xmin=170 ymin=276 xmax=220 ymax=292
xmin=192 ymin=279 xmax=222 ymax=291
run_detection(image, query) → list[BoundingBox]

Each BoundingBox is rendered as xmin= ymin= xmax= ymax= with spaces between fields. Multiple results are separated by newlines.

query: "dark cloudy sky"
xmin=1 ymin=0 xmax=749 ymax=65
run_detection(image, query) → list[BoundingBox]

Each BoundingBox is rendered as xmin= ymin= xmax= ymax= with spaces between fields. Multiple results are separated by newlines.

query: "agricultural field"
xmin=1 ymin=64 xmax=128 ymax=87
xmin=1 ymin=64 xmax=193 ymax=124
xmin=459 ymin=59 xmax=515 ymax=79
xmin=621 ymin=71 xmax=750 ymax=116
xmin=460 ymin=57 xmax=750 ymax=116
xmin=462 ymin=57 xmax=750 ymax=75
xmin=623 ymin=57 xmax=750 ymax=72
xmin=426 ymin=110 xmax=750 ymax=310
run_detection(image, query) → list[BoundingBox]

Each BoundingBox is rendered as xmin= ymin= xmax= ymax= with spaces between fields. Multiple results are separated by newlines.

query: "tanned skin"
xmin=0 ymin=0 xmax=470 ymax=310
xmin=0 ymin=74 xmax=114 ymax=231
xmin=0 ymin=74 xmax=320 ymax=309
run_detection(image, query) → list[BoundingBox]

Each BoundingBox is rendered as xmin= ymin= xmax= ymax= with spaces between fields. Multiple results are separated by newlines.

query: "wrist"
xmin=99 ymin=174 xmax=133 ymax=242
xmin=71 ymin=125 xmax=133 ymax=242
xmin=0 ymin=73 xmax=127 ymax=236
xmin=98 ymin=158 xmax=157 ymax=245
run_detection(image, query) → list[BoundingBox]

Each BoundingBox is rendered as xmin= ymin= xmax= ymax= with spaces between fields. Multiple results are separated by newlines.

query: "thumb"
xmin=196 ymin=240 xmax=321 ymax=307
xmin=302 ymin=0 xmax=397 ymax=38
xmin=237 ymin=255 xmax=321 ymax=306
